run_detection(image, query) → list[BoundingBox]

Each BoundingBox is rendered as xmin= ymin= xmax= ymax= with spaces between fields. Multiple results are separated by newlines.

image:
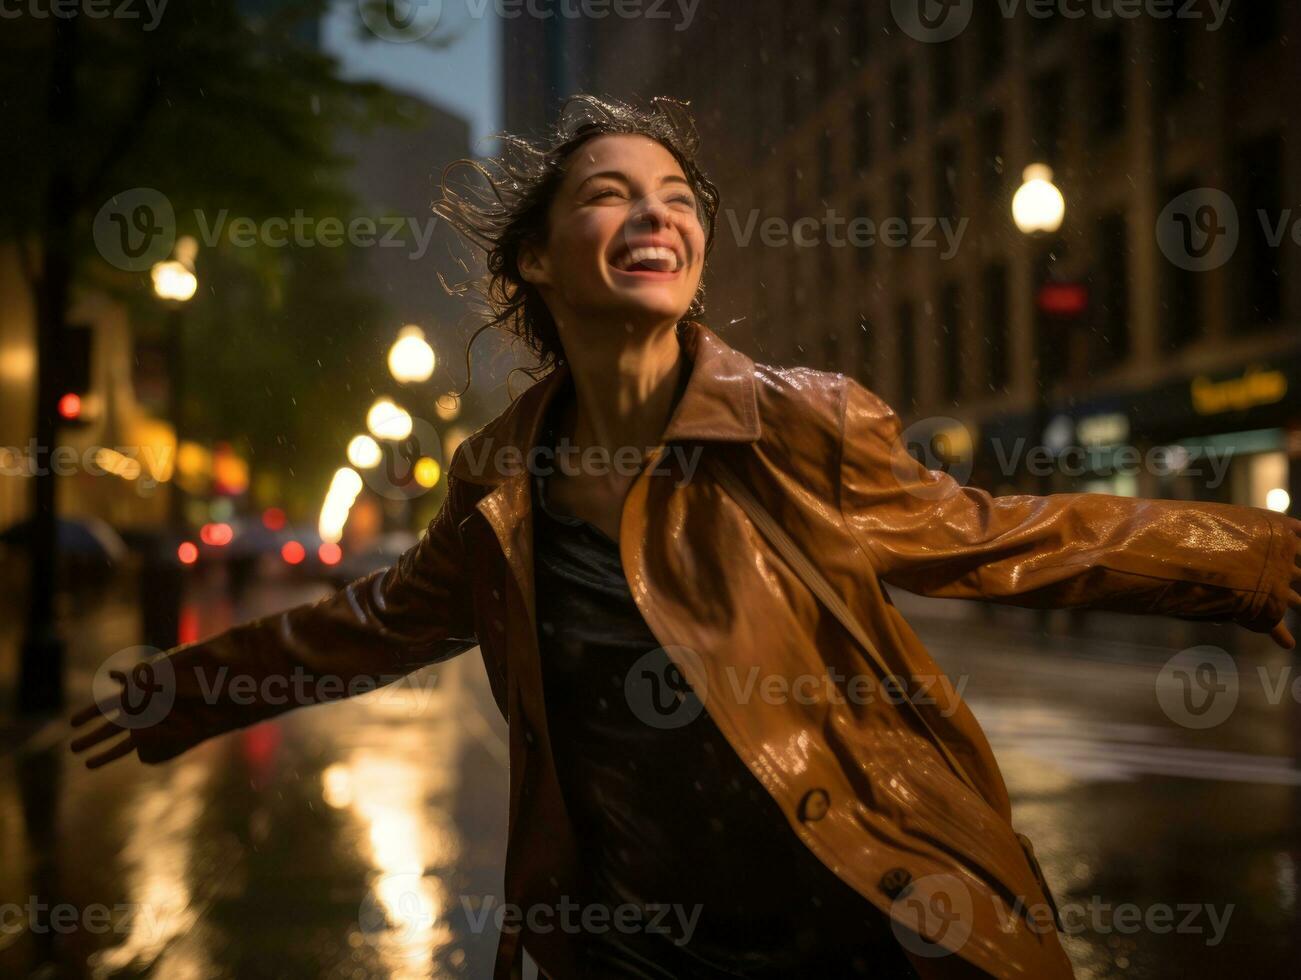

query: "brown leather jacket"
xmin=131 ymin=319 xmax=1298 ymax=979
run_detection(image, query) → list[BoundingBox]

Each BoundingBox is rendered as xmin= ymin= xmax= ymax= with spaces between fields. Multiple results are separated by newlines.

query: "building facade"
xmin=501 ymin=1 xmax=1299 ymax=510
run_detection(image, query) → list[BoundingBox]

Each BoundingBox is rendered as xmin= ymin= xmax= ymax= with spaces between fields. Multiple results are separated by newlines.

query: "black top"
xmin=531 ymin=402 xmax=918 ymax=979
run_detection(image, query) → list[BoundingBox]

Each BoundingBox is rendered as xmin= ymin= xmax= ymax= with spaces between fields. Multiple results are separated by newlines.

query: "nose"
xmin=631 ymin=191 xmax=672 ymax=227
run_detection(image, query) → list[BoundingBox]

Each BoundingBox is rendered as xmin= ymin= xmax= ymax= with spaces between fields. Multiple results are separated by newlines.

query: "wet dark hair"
xmin=433 ymin=93 xmax=721 ymax=397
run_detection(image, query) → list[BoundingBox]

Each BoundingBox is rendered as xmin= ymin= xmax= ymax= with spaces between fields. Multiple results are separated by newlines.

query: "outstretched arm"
xmin=838 ymin=377 xmax=1301 ymax=646
xmin=70 ymin=459 xmax=479 ymax=768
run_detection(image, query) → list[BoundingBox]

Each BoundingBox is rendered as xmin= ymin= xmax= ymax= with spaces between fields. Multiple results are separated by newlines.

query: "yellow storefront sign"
xmin=1191 ymin=366 xmax=1288 ymax=415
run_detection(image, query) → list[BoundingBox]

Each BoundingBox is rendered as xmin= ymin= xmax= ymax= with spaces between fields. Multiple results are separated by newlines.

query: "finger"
xmin=85 ymin=736 xmax=135 ymax=770
xmin=1270 ymin=622 xmax=1295 ymax=650
xmin=70 ymin=719 xmax=125 ymax=754
xmin=70 ymin=700 xmax=115 ymax=728
xmin=1290 ymin=589 xmax=1301 ymax=608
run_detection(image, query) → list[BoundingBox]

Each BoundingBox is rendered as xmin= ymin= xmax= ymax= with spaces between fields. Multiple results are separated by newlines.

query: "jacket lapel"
xmin=449 ymin=319 xmax=762 ymax=740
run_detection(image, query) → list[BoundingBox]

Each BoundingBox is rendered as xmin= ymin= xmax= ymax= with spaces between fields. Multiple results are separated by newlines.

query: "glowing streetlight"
xmin=1012 ymin=165 xmax=1065 ymax=236
xmin=347 ymin=434 xmax=382 ymax=469
xmin=366 ymin=398 xmax=412 ymax=441
xmin=388 ymin=325 xmax=435 ymax=383
xmin=319 ymin=466 xmax=365 ymax=543
xmin=151 ymin=235 xmax=199 ymax=302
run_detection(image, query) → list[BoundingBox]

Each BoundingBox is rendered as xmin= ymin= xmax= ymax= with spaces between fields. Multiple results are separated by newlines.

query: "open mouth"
xmin=609 ymin=244 xmax=684 ymax=279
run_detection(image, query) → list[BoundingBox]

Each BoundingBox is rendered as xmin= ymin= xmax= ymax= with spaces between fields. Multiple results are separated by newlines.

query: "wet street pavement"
xmin=2 ymin=571 xmax=1299 ymax=978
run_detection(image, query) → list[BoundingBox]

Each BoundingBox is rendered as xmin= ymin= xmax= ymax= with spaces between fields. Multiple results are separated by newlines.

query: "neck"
xmin=554 ymin=316 xmax=688 ymax=461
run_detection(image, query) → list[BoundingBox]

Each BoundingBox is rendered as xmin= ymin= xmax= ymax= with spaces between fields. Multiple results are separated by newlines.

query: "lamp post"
xmin=140 ymin=237 xmax=197 ymax=651
xmin=1013 ymin=165 xmax=1066 ymax=497
xmin=151 ymin=237 xmax=198 ymax=531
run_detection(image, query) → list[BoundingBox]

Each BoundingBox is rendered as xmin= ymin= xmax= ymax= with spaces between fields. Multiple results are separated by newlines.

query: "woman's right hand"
xmin=69 ymin=681 xmax=138 ymax=769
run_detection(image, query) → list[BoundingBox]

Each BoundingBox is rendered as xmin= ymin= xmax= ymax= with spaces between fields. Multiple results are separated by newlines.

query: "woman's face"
xmin=519 ymin=133 xmax=706 ymax=330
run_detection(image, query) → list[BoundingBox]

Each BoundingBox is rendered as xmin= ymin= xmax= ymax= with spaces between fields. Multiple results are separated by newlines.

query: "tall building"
xmin=501 ymin=1 xmax=1299 ymax=511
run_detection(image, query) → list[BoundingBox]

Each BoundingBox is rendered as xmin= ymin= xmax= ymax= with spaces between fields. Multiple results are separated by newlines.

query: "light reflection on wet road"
xmin=1 ymin=576 xmax=1298 ymax=978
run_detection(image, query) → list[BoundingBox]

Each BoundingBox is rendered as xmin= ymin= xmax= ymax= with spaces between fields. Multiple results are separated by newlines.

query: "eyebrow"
xmin=576 ymin=171 xmax=694 ymax=192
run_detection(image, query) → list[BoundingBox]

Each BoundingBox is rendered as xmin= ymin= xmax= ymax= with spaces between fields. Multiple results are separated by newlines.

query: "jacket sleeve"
xmin=837 ymin=377 xmax=1297 ymax=634
xmin=130 ymin=458 xmax=480 ymax=764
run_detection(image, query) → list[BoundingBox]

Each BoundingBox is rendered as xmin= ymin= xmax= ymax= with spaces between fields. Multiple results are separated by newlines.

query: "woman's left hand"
xmin=1268 ymin=516 xmax=1301 ymax=650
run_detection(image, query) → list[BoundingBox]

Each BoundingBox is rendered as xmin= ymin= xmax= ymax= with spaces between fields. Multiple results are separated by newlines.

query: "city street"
xmin=2 ymin=572 xmax=1298 ymax=979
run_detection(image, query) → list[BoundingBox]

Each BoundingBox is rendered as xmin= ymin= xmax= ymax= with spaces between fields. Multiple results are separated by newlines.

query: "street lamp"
xmin=1014 ymin=165 xmax=1068 ymax=498
xmin=366 ymin=398 xmax=412 ymax=441
xmin=151 ymin=236 xmax=199 ymax=531
xmin=347 ymin=434 xmax=382 ymax=469
xmin=1012 ymin=164 xmax=1065 ymax=236
xmin=387 ymin=325 xmax=435 ymax=384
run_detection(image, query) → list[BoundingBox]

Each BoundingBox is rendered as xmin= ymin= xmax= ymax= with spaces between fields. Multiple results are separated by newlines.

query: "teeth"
xmin=614 ymin=245 xmax=680 ymax=272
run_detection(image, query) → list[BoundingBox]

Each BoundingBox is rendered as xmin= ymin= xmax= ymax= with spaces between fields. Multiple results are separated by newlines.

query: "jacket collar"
xmin=448 ymin=319 xmax=761 ymax=487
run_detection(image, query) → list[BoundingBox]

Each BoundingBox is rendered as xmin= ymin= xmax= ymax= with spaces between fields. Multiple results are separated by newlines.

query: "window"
xmin=819 ymin=128 xmax=834 ymax=203
xmin=815 ymin=33 xmax=832 ymax=101
xmin=983 ymin=263 xmax=1009 ymax=392
xmin=853 ymin=196 xmax=873 ymax=271
xmin=1162 ymin=14 xmax=1196 ymax=99
xmin=893 ymin=171 xmax=914 ymax=225
xmin=1236 ymin=0 xmax=1280 ymax=48
xmin=897 ymin=301 xmax=916 ymax=412
xmin=848 ymin=1 xmax=872 ymax=70
xmin=940 ymin=281 xmax=962 ymax=402
xmin=891 ymin=65 xmax=913 ymax=147
xmin=979 ymin=107 xmax=1006 ymax=198
xmin=931 ymin=43 xmax=958 ymax=119
xmin=1091 ymin=212 xmax=1130 ymax=368
xmin=1090 ymin=31 xmax=1126 ymax=139
xmin=975 ymin=4 xmax=1005 ymax=81
xmin=823 ymin=325 xmax=841 ymax=372
xmin=934 ymin=141 xmax=959 ymax=219
xmin=854 ymin=98 xmax=874 ymax=173
xmin=1236 ymin=132 xmax=1285 ymax=329
xmin=1161 ymin=179 xmax=1205 ymax=351
xmin=1031 ymin=70 xmax=1066 ymax=166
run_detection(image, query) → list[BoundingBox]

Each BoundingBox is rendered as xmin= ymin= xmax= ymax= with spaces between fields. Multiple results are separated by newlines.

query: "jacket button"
xmin=797 ymin=788 xmax=831 ymax=822
xmin=880 ymin=867 xmax=913 ymax=899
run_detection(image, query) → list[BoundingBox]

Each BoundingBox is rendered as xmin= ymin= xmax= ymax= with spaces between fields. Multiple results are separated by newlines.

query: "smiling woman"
xmin=69 ymin=94 xmax=1301 ymax=980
